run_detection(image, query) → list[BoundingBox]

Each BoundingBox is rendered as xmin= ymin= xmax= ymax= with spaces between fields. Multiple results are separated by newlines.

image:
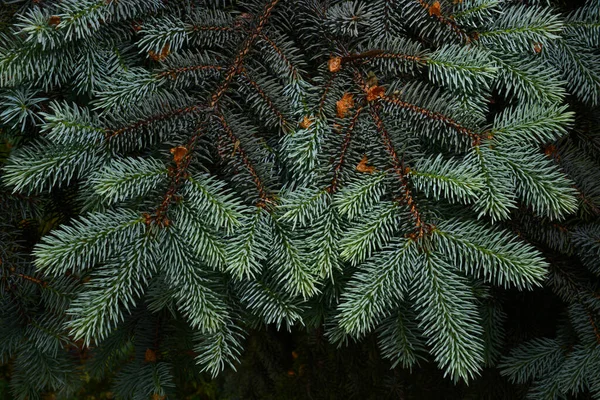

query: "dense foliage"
xmin=0 ymin=0 xmax=599 ymax=398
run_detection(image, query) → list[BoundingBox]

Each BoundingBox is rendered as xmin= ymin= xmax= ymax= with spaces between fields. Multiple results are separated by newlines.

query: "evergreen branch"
xmin=173 ymin=202 xmax=227 ymax=270
xmin=182 ymin=174 xmax=245 ymax=233
xmin=33 ymin=209 xmax=145 ymax=275
xmin=335 ymin=172 xmax=387 ymax=220
xmin=411 ymin=252 xmax=484 ymax=382
xmin=500 ymin=338 xmax=566 ymax=384
xmin=148 ymin=0 xmax=281 ymax=222
xmin=279 ymin=188 xmax=328 ymax=229
xmin=238 ymin=279 xmax=304 ymax=330
xmin=342 ymin=49 xmax=425 ymax=64
xmin=161 ymin=228 xmax=228 ymax=331
xmin=377 ymin=306 xmax=428 ymax=370
xmin=428 ymin=44 xmax=496 ymax=93
xmin=340 ymin=201 xmax=404 ymax=265
xmin=3 ymin=140 xmax=104 ymax=194
xmin=259 ymin=33 xmax=301 ymax=79
xmin=89 ymin=157 xmax=168 ymax=205
xmin=554 ymin=344 xmax=600 ymax=395
xmin=409 ymin=154 xmax=483 ymax=204
xmin=337 ymin=238 xmax=417 ymax=337
xmin=414 ymin=0 xmax=470 ymax=41
xmin=491 ymin=52 xmax=566 ymax=105
xmin=491 ymin=104 xmax=573 ymax=146
xmin=477 ymin=4 xmax=563 ymax=52
xmin=67 ymin=233 xmax=161 ymax=345
xmin=41 ymin=101 xmax=104 ymax=145
xmin=193 ymin=323 xmax=244 ymax=377
xmin=270 ymin=215 xmax=319 ymax=298
xmin=155 ymin=64 xmax=223 ymax=81
xmin=500 ymin=145 xmax=578 ymax=220
xmin=432 ymin=218 xmax=548 ymax=289
xmin=226 ymin=209 xmax=269 ymax=280
xmin=471 ymin=144 xmax=516 ymax=221
xmin=318 ymin=72 xmax=337 ymax=115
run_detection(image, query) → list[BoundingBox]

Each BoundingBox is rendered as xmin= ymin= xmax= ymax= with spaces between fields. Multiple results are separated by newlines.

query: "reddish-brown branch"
xmin=210 ymin=0 xmax=281 ymax=108
xmin=16 ymin=273 xmax=48 ymax=287
xmin=106 ymin=104 xmax=205 ymax=139
xmin=588 ymin=311 xmax=600 ymax=344
xmin=259 ymin=33 xmax=299 ymax=79
xmin=350 ymin=68 xmax=429 ymax=237
xmin=342 ymin=49 xmax=425 ymax=64
xmin=215 ymin=111 xmax=271 ymax=204
xmin=239 ymin=69 xmax=289 ymax=129
xmin=156 ymin=64 xmax=223 ymax=80
xmin=369 ymin=104 xmax=428 ymax=237
xmin=380 ymin=95 xmax=478 ymax=141
xmin=328 ymin=106 xmax=364 ymax=193
xmin=318 ymin=73 xmax=337 ymax=115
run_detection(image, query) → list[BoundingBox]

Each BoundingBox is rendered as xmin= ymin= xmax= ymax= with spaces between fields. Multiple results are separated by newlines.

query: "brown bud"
xmin=366 ymin=85 xmax=385 ymax=102
xmin=299 ymin=115 xmax=313 ymax=129
xmin=356 ymin=155 xmax=376 ymax=174
xmin=336 ymin=93 xmax=354 ymax=118
xmin=149 ymin=43 xmax=170 ymax=61
xmin=48 ymin=15 xmax=61 ymax=27
xmin=145 ymin=348 xmax=157 ymax=363
xmin=428 ymin=1 xmax=441 ymax=17
xmin=170 ymin=146 xmax=188 ymax=165
xmin=328 ymin=56 xmax=342 ymax=73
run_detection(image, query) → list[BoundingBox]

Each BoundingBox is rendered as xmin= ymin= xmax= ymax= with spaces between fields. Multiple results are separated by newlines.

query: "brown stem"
xmin=352 ymin=68 xmax=430 ymax=237
xmin=342 ymin=49 xmax=425 ymax=64
xmin=106 ymin=104 xmax=205 ymax=139
xmin=209 ymin=0 xmax=281 ymax=108
xmin=328 ymin=106 xmax=365 ymax=193
xmin=16 ymin=273 xmax=48 ymax=287
xmin=239 ymin=69 xmax=289 ymax=129
xmin=380 ymin=95 xmax=478 ymax=142
xmin=215 ymin=110 xmax=271 ymax=204
xmin=156 ymin=64 xmax=223 ymax=80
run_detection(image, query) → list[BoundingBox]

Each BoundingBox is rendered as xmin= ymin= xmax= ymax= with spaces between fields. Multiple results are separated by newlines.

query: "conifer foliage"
xmin=0 ymin=0 xmax=599 ymax=398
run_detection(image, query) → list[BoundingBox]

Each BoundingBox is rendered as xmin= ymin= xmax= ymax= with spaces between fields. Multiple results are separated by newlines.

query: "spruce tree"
xmin=0 ymin=0 xmax=599 ymax=398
